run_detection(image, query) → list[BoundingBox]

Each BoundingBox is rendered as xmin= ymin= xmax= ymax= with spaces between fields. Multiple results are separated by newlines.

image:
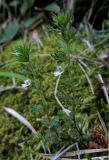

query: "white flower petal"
xmin=54 ymin=71 xmax=63 ymax=76
xmin=54 ymin=66 xmax=64 ymax=76
xmin=24 ymin=79 xmax=31 ymax=86
xmin=21 ymin=83 xmax=28 ymax=89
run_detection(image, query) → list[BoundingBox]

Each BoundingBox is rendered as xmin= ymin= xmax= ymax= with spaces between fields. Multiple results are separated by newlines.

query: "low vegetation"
xmin=0 ymin=12 xmax=109 ymax=159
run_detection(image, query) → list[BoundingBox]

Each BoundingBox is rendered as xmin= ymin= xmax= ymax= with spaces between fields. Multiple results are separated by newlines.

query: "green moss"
xmin=0 ymin=32 xmax=109 ymax=159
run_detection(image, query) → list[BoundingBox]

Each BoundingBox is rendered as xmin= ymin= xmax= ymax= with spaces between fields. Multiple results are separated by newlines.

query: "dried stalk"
xmin=0 ymin=85 xmax=27 ymax=93
xmin=78 ymin=60 xmax=94 ymax=95
xmin=98 ymin=73 xmax=109 ymax=106
xmin=3 ymin=107 xmax=46 ymax=154
xmin=42 ymin=148 xmax=109 ymax=159
xmin=51 ymin=143 xmax=80 ymax=160
xmin=3 ymin=107 xmax=36 ymax=133
xmin=97 ymin=110 xmax=108 ymax=138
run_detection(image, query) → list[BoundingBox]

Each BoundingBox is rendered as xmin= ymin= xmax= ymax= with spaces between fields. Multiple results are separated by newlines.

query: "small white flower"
xmin=21 ymin=79 xmax=31 ymax=89
xmin=54 ymin=66 xmax=64 ymax=76
xmin=21 ymin=83 xmax=27 ymax=88
xmin=24 ymin=79 xmax=31 ymax=86
xmin=63 ymin=108 xmax=71 ymax=116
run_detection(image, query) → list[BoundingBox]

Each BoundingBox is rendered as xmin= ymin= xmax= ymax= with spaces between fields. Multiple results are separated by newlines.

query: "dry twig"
xmin=78 ymin=60 xmax=94 ymax=95
xmin=98 ymin=73 xmax=109 ymax=106
xmin=42 ymin=148 xmax=109 ymax=159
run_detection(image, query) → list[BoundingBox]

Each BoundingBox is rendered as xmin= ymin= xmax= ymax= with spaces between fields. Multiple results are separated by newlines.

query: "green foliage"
xmin=1 ymin=13 xmax=109 ymax=159
xmin=58 ymin=40 xmax=68 ymax=50
xmin=0 ymin=14 xmax=90 ymax=159
xmin=12 ymin=43 xmax=31 ymax=62
xmin=0 ymin=0 xmax=61 ymax=44
xmin=22 ymin=17 xmax=36 ymax=28
xmin=52 ymin=39 xmax=69 ymax=62
xmin=0 ymin=22 xmax=20 ymax=44
xmin=34 ymin=131 xmax=42 ymax=143
xmin=44 ymin=3 xmax=60 ymax=13
xmin=52 ymin=12 xmax=72 ymax=31
xmin=31 ymin=101 xmax=45 ymax=114
xmin=44 ymin=128 xmax=58 ymax=148
xmin=0 ymin=71 xmax=27 ymax=80
xmin=9 ymin=0 xmax=20 ymax=7
xmin=20 ymin=0 xmax=33 ymax=15
xmin=52 ymin=51 xmax=67 ymax=62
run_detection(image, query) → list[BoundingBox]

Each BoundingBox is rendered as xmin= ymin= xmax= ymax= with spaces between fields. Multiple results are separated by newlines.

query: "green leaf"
xmin=62 ymin=95 xmax=73 ymax=101
xmin=0 ymin=71 xmax=26 ymax=80
xmin=20 ymin=0 xmax=35 ymax=15
xmin=44 ymin=129 xmax=58 ymax=147
xmin=0 ymin=0 xmax=2 ymax=5
xmin=41 ymin=118 xmax=50 ymax=126
xmin=23 ymin=17 xmax=36 ymax=28
xmin=27 ymin=0 xmax=35 ymax=7
xmin=32 ymin=102 xmax=45 ymax=114
xmin=34 ymin=131 xmax=42 ymax=142
xmin=9 ymin=1 xmax=20 ymax=7
xmin=0 ymin=22 xmax=20 ymax=44
xmin=50 ymin=117 xmax=61 ymax=127
xmin=58 ymin=40 xmax=68 ymax=50
xmin=52 ymin=51 xmax=67 ymax=62
xmin=45 ymin=3 xmax=60 ymax=13
xmin=64 ymin=77 xmax=75 ymax=86
xmin=52 ymin=13 xmax=73 ymax=30
xmin=20 ymin=2 xmax=29 ymax=15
